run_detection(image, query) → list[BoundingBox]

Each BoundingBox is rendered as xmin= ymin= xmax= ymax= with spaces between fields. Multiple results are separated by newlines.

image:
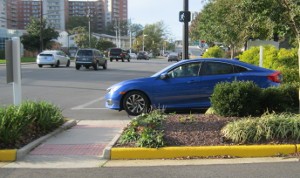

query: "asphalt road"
xmin=0 ymin=58 xmax=170 ymax=121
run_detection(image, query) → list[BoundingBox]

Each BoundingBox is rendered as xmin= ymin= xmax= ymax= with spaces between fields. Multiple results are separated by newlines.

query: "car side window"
xmin=234 ymin=65 xmax=248 ymax=73
xmin=168 ymin=62 xmax=201 ymax=78
xmin=202 ymin=62 xmax=234 ymax=75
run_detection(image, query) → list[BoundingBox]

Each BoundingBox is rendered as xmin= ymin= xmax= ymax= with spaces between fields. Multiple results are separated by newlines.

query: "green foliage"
xmin=239 ymin=46 xmax=299 ymax=83
xmin=118 ymin=110 xmax=166 ymax=148
xmin=0 ymin=50 xmax=4 ymax=59
xmin=21 ymin=18 xmax=59 ymax=52
xmin=96 ymin=39 xmax=116 ymax=52
xmin=0 ymin=101 xmax=64 ymax=149
xmin=202 ymin=46 xmax=226 ymax=58
xmin=211 ymin=81 xmax=262 ymax=117
xmin=222 ymin=113 xmax=300 ymax=144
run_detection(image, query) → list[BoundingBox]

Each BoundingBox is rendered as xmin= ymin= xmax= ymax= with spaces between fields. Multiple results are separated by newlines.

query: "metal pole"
xmin=12 ymin=37 xmax=22 ymax=105
xmin=143 ymin=34 xmax=145 ymax=51
xmin=259 ymin=46 xmax=263 ymax=67
xmin=40 ymin=0 xmax=43 ymax=52
xmin=182 ymin=0 xmax=189 ymax=59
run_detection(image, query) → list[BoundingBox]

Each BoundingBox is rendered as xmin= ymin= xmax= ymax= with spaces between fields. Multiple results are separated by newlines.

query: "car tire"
xmin=103 ymin=61 xmax=107 ymax=69
xmin=110 ymin=58 xmax=113 ymax=62
xmin=66 ymin=60 xmax=70 ymax=67
xmin=123 ymin=91 xmax=150 ymax=116
xmin=55 ymin=60 xmax=60 ymax=67
xmin=122 ymin=58 xmax=124 ymax=62
xmin=75 ymin=64 xmax=81 ymax=70
xmin=38 ymin=64 xmax=43 ymax=68
xmin=93 ymin=62 xmax=99 ymax=70
xmin=128 ymin=59 xmax=130 ymax=62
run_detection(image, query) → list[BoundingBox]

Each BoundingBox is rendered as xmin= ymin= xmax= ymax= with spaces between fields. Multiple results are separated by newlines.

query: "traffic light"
xmin=179 ymin=11 xmax=191 ymax=22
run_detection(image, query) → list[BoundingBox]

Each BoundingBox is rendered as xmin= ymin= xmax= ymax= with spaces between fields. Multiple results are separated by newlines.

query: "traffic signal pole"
xmin=182 ymin=0 xmax=189 ymax=59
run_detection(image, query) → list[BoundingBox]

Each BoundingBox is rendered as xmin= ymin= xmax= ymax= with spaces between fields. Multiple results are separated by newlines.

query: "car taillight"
xmin=267 ymin=71 xmax=282 ymax=83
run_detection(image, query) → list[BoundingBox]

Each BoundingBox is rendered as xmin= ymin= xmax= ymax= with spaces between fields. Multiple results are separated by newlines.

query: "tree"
xmin=21 ymin=18 xmax=59 ymax=52
xmin=70 ymin=26 xmax=97 ymax=48
xmin=95 ymin=39 xmax=116 ymax=51
xmin=190 ymin=0 xmax=275 ymax=58
xmin=133 ymin=21 xmax=167 ymax=54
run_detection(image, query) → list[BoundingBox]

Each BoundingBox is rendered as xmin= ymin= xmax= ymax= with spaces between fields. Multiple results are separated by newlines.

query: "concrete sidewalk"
xmin=2 ymin=120 xmax=130 ymax=168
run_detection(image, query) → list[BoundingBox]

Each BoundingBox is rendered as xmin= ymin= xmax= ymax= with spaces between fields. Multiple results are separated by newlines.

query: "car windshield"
xmin=77 ymin=50 xmax=92 ymax=56
xmin=39 ymin=53 xmax=53 ymax=56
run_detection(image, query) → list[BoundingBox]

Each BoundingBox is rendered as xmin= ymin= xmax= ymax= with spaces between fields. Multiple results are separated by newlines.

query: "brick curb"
xmin=0 ymin=119 xmax=77 ymax=162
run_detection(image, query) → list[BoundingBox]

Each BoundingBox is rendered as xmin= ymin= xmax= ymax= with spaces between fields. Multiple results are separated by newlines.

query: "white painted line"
xmin=71 ymin=97 xmax=105 ymax=110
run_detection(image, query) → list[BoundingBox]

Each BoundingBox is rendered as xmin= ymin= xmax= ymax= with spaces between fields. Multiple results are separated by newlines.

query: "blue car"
xmin=105 ymin=58 xmax=282 ymax=116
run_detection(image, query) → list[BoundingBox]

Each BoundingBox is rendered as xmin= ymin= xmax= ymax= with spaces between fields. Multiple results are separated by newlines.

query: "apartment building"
xmin=69 ymin=0 xmax=104 ymax=32
xmin=0 ymin=0 xmax=6 ymax=28
xmin=103 ymin=0 xmax=128 ymax=26
xmin=42 ymin=0 xmax=68 ymax=30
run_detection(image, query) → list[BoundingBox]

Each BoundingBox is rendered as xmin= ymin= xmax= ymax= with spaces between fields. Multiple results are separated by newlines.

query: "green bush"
xmin=202 ymin=46 xmax=226 ymax=58
xmin=0 ymin=50 xmax=4 ymax=59
xmin=0 ymin=101 xmax=64 ymax=149
xmin=221 ymin=113 xmax=300 ymax=144
xmin=211 ymin=81 xmax=262 ymax=117
xmin=118 ymin=110 xmax=166 ymax=148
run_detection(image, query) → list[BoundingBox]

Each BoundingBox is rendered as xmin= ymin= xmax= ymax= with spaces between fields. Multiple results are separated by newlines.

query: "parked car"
xmin=129 ymin=53 xmax=137 ymax=59
xmin=36 ymin=50 xmax=70 ymax=68
xmin=75 ymin=48 xmax=107 ymax=70
xmin=137 ymin=51 xmax=149 ymax=60
xmin=105 ymin=58 xmax=282 ymax=116
xmin=109 ymin=48 xmax=130 ymax=62
xmin=167 ymin=52 xmax=180 ymax=62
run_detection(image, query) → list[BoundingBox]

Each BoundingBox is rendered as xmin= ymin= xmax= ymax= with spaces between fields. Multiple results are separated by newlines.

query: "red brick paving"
xmin=30 ymin=144 xmax=106 ymax=156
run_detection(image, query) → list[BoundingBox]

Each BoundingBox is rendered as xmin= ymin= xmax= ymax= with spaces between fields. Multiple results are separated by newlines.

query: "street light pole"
xmin=142 ymin=34 xmax=147 ymax=51
xmin=40 ymin=0 xmax=43 ymax=52
xmin=182 ymin=0 xmax=189 ymax=59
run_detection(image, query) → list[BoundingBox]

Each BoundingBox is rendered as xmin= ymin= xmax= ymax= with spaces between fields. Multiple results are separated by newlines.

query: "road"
xmin=0 ymin=59 xmax=170 ymax=121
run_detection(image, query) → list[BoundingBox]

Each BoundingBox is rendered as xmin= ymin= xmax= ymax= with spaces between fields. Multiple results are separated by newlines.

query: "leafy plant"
xmin=202 ymin=46 xmax=226 ymax=58
xmin=222 ymin=113 xmax=300 ymax=144
xmin=117 ymin=110 xmax=166 ymax=148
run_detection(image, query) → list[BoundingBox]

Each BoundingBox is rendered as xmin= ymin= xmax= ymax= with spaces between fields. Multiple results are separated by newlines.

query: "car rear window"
xmin=77 ymin=50 xmax=93 ymax=56
xmin=39 ymin=54 xmax=53 ymax=56
xmin=110 ymin=49 xmax=122 ymax=53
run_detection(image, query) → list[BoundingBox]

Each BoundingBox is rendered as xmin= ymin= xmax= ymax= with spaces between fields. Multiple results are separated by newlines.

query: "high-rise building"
xmin=103 ymin=0 xmax=128 ymax=26
xmin=42 ymin=0 xmax=68 ymax=31
xmin=68 ymin=0 xmax=104 ymax=32
xmin=0 ymin=0 xmax=7 ymax=28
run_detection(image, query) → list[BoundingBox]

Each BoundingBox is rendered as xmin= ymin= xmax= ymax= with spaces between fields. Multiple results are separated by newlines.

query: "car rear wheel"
xmin=76 ymin=64 xmax=81 ymax=70
xmin=123 ymin=91 xmax=150 ymax=116
xmin=55 ymin=60 xmax=60 ymax=67
xmin=38 ymin=64 xmax=43 ymax=68
xmin=66 ymin=60 xmax=70 ymax=67
xmin=93 ymin=62 xmax=99 ymax=70
xmin=103 ymin=61 xmax=107 ymax=69
xmin=122 ymin=58 xmax=124 ymax=62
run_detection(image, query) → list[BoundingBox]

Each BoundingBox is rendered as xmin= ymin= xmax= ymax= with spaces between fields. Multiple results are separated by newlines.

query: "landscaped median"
xmin=0 ymin=101 xmax=77 ymax=162
xmin=110 ymin=144 xmax=298 ymax=160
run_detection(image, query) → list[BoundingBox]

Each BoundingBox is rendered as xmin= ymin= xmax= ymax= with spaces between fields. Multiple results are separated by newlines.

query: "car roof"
xmin=40 ymin=50 xmax=60 ymax=54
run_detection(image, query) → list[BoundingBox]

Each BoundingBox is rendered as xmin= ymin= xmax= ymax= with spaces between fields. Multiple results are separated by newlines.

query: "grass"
xmin=0 ymin=57 xmax=36 ymax=64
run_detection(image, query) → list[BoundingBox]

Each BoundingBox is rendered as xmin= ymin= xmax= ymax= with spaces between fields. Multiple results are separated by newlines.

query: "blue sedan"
xmin=105 ymin=58 xmax=282 ymax=116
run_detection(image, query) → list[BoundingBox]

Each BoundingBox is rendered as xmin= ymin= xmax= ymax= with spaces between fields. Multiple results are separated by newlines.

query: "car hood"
xmin=108 ymin=77 xmax=155 ymax=90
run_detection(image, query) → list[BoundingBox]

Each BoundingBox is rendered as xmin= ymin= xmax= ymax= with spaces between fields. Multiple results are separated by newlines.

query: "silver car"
xmin=36 ymin=50 xmax=71 ymax=68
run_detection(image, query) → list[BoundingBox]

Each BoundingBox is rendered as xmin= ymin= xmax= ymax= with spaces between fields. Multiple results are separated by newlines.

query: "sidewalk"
xmin=2 ymin=119 xmax=130 ymax=168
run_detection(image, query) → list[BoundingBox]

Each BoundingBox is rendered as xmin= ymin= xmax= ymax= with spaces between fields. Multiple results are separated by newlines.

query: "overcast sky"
xmin=128 ymin=0 xmax=204 ymax=40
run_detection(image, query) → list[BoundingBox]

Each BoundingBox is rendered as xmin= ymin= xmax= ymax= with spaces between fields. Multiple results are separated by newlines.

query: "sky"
xmin=128 ymin=0 xmax=204 ymax=40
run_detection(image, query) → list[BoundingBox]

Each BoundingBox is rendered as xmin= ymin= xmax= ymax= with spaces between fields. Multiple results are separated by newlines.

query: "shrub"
xmin=211 ymin=81 xmax=261 ymax=117
xmin=118 ymin=110 xmax=166 ymax=148
xmin=202 ymin=46 xmax=226 ymax=58
xmin=0 ymin=101 xmax=64 ymax=149
xmin=221 ymin=113 xmax=300 ymax=144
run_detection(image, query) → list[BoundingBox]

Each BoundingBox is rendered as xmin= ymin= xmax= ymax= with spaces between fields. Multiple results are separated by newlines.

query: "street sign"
xmin=179 ymin=11 xmax=191 ymax=22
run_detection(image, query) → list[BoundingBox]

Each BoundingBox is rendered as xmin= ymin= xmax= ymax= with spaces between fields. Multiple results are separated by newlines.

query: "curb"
xmin=110 ymin=144 xmax=299 ymax=160
xmin=0 ymin=119 xmax=77 ymax=162
xmin=102 ymin=128 xmax=124 ymax=159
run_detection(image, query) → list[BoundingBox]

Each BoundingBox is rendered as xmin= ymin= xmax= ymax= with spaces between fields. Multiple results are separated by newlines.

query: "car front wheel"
xmin=123 ymin=91 xmax=150 ymax=116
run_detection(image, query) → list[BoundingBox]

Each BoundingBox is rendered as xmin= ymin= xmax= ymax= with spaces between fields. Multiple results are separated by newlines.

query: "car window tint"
xmin=203 ymin=62 xmax=234 ymax=75
xmin=168 ymin=62 xmax=201 ymax=78
xmin=40 ymin=54 xmax=53 ymax=56
xmin=234 ymin=65 xmax=248 ymax=73
xmin=77 ymin=50 xmax=92 ymax=56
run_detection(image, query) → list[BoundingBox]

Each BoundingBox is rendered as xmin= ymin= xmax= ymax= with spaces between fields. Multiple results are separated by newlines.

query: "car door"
xmin=198 ymin=61 xmax=239 ymax=106
xmin=152 ymin=62 xmax=202 ymax=109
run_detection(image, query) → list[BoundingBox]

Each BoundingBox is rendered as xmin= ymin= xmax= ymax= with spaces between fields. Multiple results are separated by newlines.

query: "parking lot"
xmin=0 ymin=58 xmax=170 ymax=121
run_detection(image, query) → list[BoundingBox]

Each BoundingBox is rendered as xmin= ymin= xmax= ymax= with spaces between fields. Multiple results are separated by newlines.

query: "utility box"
xmin=5 ymin=40 xmax=13 ymax=83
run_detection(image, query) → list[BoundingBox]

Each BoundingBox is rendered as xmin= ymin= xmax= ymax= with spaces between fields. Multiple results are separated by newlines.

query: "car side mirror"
xmin=160 ymin=73 xmax=169 ymax=80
